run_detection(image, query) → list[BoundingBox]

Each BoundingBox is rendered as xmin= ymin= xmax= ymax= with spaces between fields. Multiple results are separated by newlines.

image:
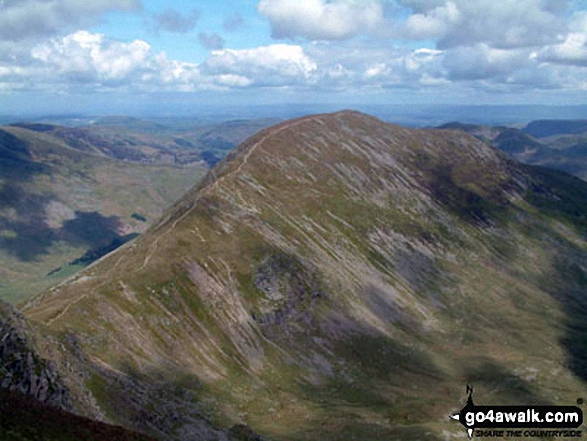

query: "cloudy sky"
xmin=1 ymin=0 xmax=587 ymax=115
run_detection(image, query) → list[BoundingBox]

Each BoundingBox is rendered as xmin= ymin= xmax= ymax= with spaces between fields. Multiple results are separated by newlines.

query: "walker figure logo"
xmin=450 ymin=385 xmax=583 ymax=439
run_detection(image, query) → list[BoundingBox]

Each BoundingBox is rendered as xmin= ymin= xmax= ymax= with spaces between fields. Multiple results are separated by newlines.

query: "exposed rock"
xmin=252 ymin=253 xmax=324 ymax=337
xmin=0 ymin=300 xmax=70 ymax=410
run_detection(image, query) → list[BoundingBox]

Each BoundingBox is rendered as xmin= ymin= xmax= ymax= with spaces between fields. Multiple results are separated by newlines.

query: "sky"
xmin=1 ymin=0 xmax=587 ymax=116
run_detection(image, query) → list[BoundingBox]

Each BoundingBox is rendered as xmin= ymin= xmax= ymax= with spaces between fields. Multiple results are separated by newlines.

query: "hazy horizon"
xmin=2 ymin=103 xmax=587 ymax=129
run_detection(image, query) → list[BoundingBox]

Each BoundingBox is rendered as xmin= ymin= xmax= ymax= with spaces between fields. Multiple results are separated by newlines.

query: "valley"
xmin=0 ymin=117 xmax=276 ymax=304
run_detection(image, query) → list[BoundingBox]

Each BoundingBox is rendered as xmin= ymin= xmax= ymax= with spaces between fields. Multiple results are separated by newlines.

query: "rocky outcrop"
xmin=252 ymin=253 xmax=324 ymax=337
xmin=0 ymin=301 xmax=70 ymax=410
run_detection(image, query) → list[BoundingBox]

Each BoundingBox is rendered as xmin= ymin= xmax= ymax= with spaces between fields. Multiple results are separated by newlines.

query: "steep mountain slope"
xmin=0 ymin=126 xmax=206 ymax=303
xmin=22 ymin=111 xmax=587 ymax=440
xmin=0 ymin=300 xmax=156 ymax=440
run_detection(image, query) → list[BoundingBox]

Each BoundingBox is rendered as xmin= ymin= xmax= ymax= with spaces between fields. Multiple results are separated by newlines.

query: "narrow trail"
xmin=33 ymin=115 xmax=322 ymax=326
xmin=137 ymin=115 xmax=321 ymax=271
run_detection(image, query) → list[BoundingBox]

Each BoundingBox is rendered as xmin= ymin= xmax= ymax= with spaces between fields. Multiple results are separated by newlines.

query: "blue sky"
xmin=1 ymin=0 xmax=587 ymax=116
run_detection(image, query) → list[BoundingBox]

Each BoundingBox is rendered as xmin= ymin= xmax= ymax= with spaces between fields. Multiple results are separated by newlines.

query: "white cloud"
xmin=403 ymin=1 xmax=460 ymax=40
xmin=2 ymin=22 xmax=587 ymax=99
xmin=31 ymin=31 xmax=150 ymax=82
xmin=202 ymin=44 xmax=318 ymax=86
xmin=4 ymin=33 xmax=316 ymax=93
xmin=258 ymin=0 xmax=384 ymax=40
xmin=0 ymin=31 xmax=205 ymax=92
xmin=538 ymin=33 xmax=587 ymax=66
xmin=398 ymin=0 xmax=568 ymax=49
xmin=442 ymin=44 xmax=531 ymax=80
xmin=256 ymin=0 xmax=574 ymax=51
xmin=0 ymin=0 xmax=140 ymax=42
xmin=537 ymin=12 xmax=587 ymax=66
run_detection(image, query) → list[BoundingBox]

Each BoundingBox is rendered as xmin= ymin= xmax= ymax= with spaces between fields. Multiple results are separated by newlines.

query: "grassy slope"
xmin=0 ymin=126 xmax=206 ymax=304
xmin=22 ymin=112 xmax=587 ymax=440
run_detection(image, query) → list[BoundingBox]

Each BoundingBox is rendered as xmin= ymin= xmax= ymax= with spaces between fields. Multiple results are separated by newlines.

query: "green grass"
xmin=19 ymin=112 xmax=587 ymax=441
xmin=0 ymin=126 xmax=206 ymax=304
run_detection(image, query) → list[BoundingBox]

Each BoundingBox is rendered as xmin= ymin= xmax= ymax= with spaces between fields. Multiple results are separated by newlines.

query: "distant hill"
xmin=0 ymin=125 xmax=207 ymax=303
xmin=438 ymin=122 xmax=548 ymax=158
xmin=7 ymin=117 xmax=280 ymax=168
xmin=20 ymin=111 xmax=587 ymax=440
xmin=0 ymin=117 xmax=278 ymax=303
xmin=523 ymin=119 xmax=587 ymax=138
xmin=437 ymin=121 xmax=587 ymax=180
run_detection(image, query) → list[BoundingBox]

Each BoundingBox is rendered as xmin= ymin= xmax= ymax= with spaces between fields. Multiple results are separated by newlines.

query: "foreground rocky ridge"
xmin=18 ymin=111 xmax=587 ymax=440
xmin=0 ymin=300 xmax=70 ymax=409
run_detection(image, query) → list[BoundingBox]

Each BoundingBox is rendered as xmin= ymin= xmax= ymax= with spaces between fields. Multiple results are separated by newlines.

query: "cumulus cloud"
xmin=1 ymin=31 xmax=205 ymax=92
xmin=538 ymin=33 xmax=587 ymax=67
xmin=305 ymin=42 xmax=446 ymax=89
xmin=153 ymin=8 xmax=200 ymax=34
xmin=2 ymin=19 xmax=587 ymax=98
xmin=256 ymin=0 xmax=574 ymax=50
xmin=403 ymin=1 xmax=460 ymax=40
xmin=202 ymin=44 xmax=318 ymax=87
xmin=0 ymin=0 xmax=141 ymax=42
xmin=536 ymin=12 xmax=587 ymax=66
xmin=5 ymin=33 xmax=319 ymax=93
xmin=399 ymin=0 xmax=568 ymax=49
xmin=31 ymin=31 xmax=151 ymax=82
xmin=223 ymin=13 xmax=245 ymax=32
xmin=258 ymin=0 xmax=384 ymax=40
xmin=442 ymin=44 xmax=531 ymax=80
xmin=199 ymin=33 xmax=225 ymax=50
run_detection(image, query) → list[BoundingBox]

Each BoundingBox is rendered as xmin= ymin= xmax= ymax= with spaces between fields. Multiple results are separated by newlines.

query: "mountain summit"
xmin=22 ymin=111 xmax=587 ymax=440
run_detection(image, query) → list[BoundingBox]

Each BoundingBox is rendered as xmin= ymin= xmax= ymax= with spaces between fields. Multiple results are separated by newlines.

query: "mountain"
xmin=17 ymin=111 xmax=587 ymax=440
xmin=438 ymin=122 xmax=587 ymax=181
xmin=0 ymin=299 xmax=156 ymax=440
xmin=438 ymin=122 xmax=549 ymax=161
xmin=0 ymin=117 xmax=279 ymax=303
xmin=0 ymin=125 xmax=207 ymax=303
xmin=523 ymin=119 xmax=587 ymax=138
xmin=10 ymin=117 xmax=279 ymax=167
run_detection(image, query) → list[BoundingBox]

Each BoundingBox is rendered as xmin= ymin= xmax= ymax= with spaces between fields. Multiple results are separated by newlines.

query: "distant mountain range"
xmin=9 ymin=111 xmax=587 ymax=440
xmin=438 ymin=119 xmax=587 ymax=180
xmin=9 ymin=117 xmax=279 ymax=167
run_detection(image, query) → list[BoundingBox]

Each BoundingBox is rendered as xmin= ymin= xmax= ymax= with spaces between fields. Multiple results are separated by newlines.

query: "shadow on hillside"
xmin=0 ymin=210 xmax=123 ymax=262
xmin=548 ymin=256 xmax=587 ymax=383
xmin=59 ymin=211 xmax=122 ymax=248
xmin=284 ymin=421 xmax=443 ymax=441
xmin=463 ymin=359 xmax=551 ymax=405
xmin=0 ymin=129 xmax=127 ymax=262
xmin=521 ymin=166 xmax=587 ymax=383
xmin=0 ymin=129 xmax=55 ymax=261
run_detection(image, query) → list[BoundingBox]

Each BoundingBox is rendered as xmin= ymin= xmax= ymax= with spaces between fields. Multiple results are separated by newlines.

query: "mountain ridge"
xmin=18 ymin=111 xmax=587 ymax=440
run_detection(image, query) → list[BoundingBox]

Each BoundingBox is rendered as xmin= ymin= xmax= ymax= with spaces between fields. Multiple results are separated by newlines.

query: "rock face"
xmin=252 ymin=253 xmax=324 ymax=337
xmin=0 ymin=301 xmax=70 ymax=409
xmin=20 ymin=111 xmax=587 ymax=440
